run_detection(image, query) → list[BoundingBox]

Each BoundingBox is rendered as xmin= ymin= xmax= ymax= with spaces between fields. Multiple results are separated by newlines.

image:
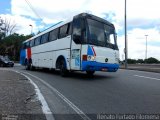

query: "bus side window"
xmin=41 ymin=33 xmax=49 ymax=44
xmin=49 ymin=28 xmax=58 ymax=41
xmin=59 ymin=23 xmax=70 ymax=39
xmin=26 ymin=41 xmax=30 ymax=48
xmin=73 ymin=18 xmax=81 ymax=36
xmin=30 ymin=39 xmax=35 ymax=47
xmin=35 ymin=36 xmax=41 ymax=46
xmin=72 ymin=18 xmax=85 ymax=44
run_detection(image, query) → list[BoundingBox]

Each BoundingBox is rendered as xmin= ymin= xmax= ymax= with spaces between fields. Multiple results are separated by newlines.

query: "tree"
xmin=127 ymin=58 xmax=137 ymax=64
xmin=0 ymin=17 xmax=17 ymax=40
xmin=0 ymin=18 xmax=5 ymax=40
xmin=137 ymin=59 xmax=144 ymax=64
xmin=0 ymin=33 xmax=32 ymax=61
xmin=144 ymin=57 xmax=159 ymax=64
xmin=0 ymin=32 xmax=5 ymax=40
xmin=122 ymin=58 xmax=159 ymax=64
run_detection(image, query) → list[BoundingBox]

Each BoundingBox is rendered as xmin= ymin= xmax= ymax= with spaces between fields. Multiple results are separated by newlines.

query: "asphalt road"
xmin=13 ymin=65 xmax=160 ymax=120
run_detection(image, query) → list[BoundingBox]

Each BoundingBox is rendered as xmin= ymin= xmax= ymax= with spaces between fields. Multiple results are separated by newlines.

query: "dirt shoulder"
xmin=0 ymin=69 xmax=46 ymax=120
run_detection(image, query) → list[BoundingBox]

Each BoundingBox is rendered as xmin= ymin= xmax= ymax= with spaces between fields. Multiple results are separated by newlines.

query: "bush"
xmin=127 ymin=58 xmax=137 ymax=64
xmin=144 ymin=57 xmax=159 ymax=64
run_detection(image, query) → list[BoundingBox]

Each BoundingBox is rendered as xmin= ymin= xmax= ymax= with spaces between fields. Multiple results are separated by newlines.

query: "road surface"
xmin=13 ymin=65 xmax=160 ymax=120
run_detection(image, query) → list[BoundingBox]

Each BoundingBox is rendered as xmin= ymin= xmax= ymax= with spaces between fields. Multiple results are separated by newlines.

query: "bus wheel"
xmin=60 ymin=60 xmax=68 ymax=77
xmin=25 ymin=63 xmax=31 ymax=70
xmin=86 ymin=71 xmax=95 ymax=76
xmin=25 ymin=59 xmax=29 ymax=70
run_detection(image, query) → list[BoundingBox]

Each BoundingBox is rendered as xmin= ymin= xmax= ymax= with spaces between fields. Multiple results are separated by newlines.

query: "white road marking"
xmin=134 ymin=75 xmax=160 ymax=81
xmin=12 ymin=70 xmax=55 ymax=120
xmin=22 ymin=71 xmax=91 ymax=120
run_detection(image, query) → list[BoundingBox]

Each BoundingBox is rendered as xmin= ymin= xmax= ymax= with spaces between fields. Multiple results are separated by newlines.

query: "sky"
xmin=0 ymin=0 xmax=160 ymax=60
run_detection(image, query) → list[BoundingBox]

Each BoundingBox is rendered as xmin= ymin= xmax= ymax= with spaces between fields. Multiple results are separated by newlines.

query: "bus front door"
xmin=70 ymin=42 xmax=81 ymax=70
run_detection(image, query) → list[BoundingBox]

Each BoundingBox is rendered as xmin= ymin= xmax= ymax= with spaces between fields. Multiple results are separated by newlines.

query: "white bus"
xmin=20 ymin=13 xmax=119 ymax=76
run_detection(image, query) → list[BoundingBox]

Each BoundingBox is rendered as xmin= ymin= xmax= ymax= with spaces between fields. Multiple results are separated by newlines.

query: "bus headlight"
xmin=87 ymin=55 xmax=96 ymax=61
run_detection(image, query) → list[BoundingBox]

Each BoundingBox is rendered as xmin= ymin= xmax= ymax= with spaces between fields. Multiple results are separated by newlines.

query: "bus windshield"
xmin=86 ymin=18 xmax=118 ymax=49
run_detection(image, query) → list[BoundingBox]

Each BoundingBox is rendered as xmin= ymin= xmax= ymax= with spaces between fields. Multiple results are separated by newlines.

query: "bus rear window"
xmin=26 ymin=41 xmax=30 ymax=48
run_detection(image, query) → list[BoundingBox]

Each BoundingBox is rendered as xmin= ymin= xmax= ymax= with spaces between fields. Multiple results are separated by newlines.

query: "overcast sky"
xmin=0 ymin=0 xmax=160 ymax=60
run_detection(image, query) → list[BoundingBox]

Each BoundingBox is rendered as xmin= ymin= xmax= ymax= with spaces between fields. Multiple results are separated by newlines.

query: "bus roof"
xmin=23 ymin=17 xmax=73 ymax=43
xmin=75 ymin=13 xmax=113 ymax=26
xmin=23 ymin=13 xmax=114 ymax=43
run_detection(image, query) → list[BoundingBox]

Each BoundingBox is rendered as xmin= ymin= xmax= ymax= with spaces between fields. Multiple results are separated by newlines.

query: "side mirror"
xmin=73 ymin=34 xmax=81 ymax=44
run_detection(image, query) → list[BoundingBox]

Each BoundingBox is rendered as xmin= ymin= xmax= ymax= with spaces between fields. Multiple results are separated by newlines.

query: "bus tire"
xmin=25 ymin=59 xmax=29 ymax=70
xmin=86 ymin=71 xmax=95 ymax=76
xmin=60 ymin=59 xmax=68 ymax=77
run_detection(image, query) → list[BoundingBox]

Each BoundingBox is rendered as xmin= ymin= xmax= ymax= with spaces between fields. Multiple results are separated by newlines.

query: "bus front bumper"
xmin=81 ymin=61 xmax=119 ymax=72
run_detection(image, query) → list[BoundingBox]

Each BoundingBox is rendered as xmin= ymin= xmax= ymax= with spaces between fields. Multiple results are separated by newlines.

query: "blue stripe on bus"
xmin=87 ymin=45 xmax=94 ymax=56
xmin=20 ymin=49 xmax=26 ymax=65
xmin=81 ymin=61 xmax=119 ymax=72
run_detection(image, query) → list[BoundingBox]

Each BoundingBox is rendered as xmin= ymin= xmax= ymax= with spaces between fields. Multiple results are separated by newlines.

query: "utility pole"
xmin=145 ymin=35 xmax=148 ymax=60
xmin=124 ymin=0 xmax=128 ymax=69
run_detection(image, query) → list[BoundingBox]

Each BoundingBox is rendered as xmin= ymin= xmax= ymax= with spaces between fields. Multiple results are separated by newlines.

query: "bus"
xmin=20 ymin=13 xmax=119 ymax=76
